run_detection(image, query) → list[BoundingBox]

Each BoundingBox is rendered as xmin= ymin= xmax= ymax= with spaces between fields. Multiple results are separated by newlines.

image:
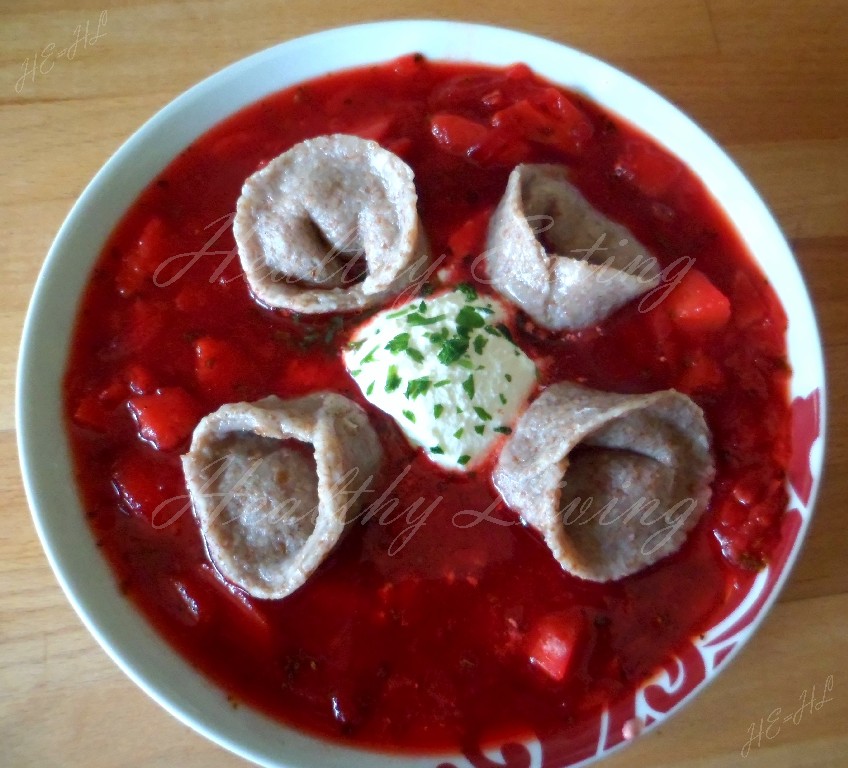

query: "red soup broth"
xmin=64 ymin=56 xmax=791 ymax=752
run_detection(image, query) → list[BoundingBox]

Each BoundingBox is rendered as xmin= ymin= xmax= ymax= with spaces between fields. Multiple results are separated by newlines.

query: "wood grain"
xmin=2 ymin=2 xmax=845 ymax=766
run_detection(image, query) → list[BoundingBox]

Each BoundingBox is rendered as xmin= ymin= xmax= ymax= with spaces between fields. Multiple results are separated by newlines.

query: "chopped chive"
xmin=499 ymin=393 xmax=507 ymax=405
xmin=434 ymin=379 xmax=451 ymax=388
xmin=385 ymin=332 xmax=410 ymax=353
xmin=361 ymin=345 xmax=379 ymax=364
xmin=385 ymin=365 xmax=401 ymax=393
xmin=386 ymin=307 xmax=411 ymax=319
xmin=407 ymin=312 xmax=446 ymax=326
xmin=405 ymin=376 xmax=431 ymax=400
xmin=456 ymin=357 xmax=474 ymax=370
xmin=462 ymin=374 xmax=475 ymax=400
xmin=473 ymin=406 xmax=492 ymax=421
xmin=402 ymin=410 xmax=416 ymax=423
xmin=474 ymin=425 xmax=485 ymax=435
xmin=405 ymin=348 xmax=424 ymax=363
xmin=366 ymin=381 xmax=375 ymax=396
xmin=457 ymin=455 xmax=471 ymax=466
xmin=433 ymin=403 xmax=444 ymax=418
xmin=350 ymin=369 xmax=362 ymax=377
xmin=494 ymin=426 xmax=513 ymax=435
xmin=453 ymin=427 xmax=465 ymax=439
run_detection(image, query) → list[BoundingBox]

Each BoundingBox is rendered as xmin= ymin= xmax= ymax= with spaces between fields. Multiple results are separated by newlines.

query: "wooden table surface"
xmin=2 ymin=2 xmax=846 ymax=766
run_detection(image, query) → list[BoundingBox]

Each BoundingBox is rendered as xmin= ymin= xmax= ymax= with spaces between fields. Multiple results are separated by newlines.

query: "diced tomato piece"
xmin=116 ymin=217 xmax=170 ymax=296
xmin=112 ymin=451 xmax=162 ymax=515
xmin=197 ymin=563 xmax=272 ymax=644
xmin=348 ymin=115 xmax=394 ymax=143
xmin=492 ymin=97 xmax=592 ymax=155
xmin=128 ymin=387 xmax=202 ymax=451
xmin=126 ymin=299 xmax=166 ymax=351
xmin=475 ymin=127 xmax=533 ymax=167
xmin=677 ymin=348 xmax=724 ymax=392
xmin=73 ymin=392 xmax=113 ymax=432
xmin=665 ymin=269 xmax=732 ymax=334
xmin=448 ymin=208 xmax=494 ymax=259
xmin=194 ymin=336 xmax=259 ymax=401
xmin=614 ymin=140 xmax=683 ymax=198
xmin=430 ymin=113 xmax=491 ymax=157
xmin=123 ymin=364 xmax=156 ymax=395
xmin=385 ymin=136 xmax=413 ymax=158
xmin=504 ymin=62 xmax=533 ymax=81
xmin=526 ymin=612 xmax=583 ymax=682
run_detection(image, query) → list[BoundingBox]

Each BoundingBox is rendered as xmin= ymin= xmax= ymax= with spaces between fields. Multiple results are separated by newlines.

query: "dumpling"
xmin=181 ymin=393 xmax=382 ymax=599
xmin=493 ymin=381 xmax=714 ymax=581
xmin=234 ymin=134 xmax=430 ymax=313
xmin=485 ymin=164 xmax=661 ymax=330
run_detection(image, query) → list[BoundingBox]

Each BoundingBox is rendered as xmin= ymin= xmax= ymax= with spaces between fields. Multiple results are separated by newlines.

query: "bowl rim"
xmin=17 ymin=18 xmax=827 ymax=768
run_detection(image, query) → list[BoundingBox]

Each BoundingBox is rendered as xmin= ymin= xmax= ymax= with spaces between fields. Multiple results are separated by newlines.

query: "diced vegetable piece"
xmin=448 ymin=208 xmax=493 ymax=259
xmin=348 ymin=115 xmax=394 ymax=142
xmin=126 ymin=299 xmax=166 ymax=351
xmin=677 ymin=348 xmax=724 ymax=392
xmin=123 ymin=364 xmax=156 ymax=395
xmin=194 ymin=336 xmax=258 ymax=401
xmin=614 ymin=140 xmax=683 ymax=197
xmin=526 ymin=612 xmax=583 ymax=682
xmin=492 ymin=97 xmax=592 ymax=155
xmin=665 ymin=269 xmax=732 ymax=334
xmin=112 ymin=451 xmax=161 ymax=515
xmin=116 ymin=217 xmax=169 ymax=296
xmin=128 ymin=387 xmax=201 ymax=451
xmin=73 ymin=392 xmax=113 ymax=432
xmin=430 ymin=113 xmax=491 ymax=156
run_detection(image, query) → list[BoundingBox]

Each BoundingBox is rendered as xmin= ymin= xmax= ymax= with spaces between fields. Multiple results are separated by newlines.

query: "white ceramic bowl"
xmin=18 ymin=20 xmax=826 ymax=768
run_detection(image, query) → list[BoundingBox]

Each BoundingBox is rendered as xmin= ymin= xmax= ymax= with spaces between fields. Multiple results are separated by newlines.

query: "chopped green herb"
xmin=505 ymin=373 xmax=513 ymax=382
xmin=433 ymin=403 xmax=444 ymax=418
xmin=386 ymin=307 xmax=411 ymax=319
xmin=385 ymin=332 xmax=410 ymax=353
xmin=405 ymin=347 xmax=424 ymax=363
xmin=428 ymin=327 xmax=450 ymax=344
xmin=457 ymin=455 xmax=471 ymax=466
xmin=434 ymin=379 xmax=451 ymax=388
xmin=402 ymin=410 xmax=416 ymax=423
xmin=437 ymin=337 xmax=469 ymax=364
xmin=497 ymin=323 xmax=513 ymax=341
xmin=453 ymin=427 xmax=465 ymax=439
xmin=351 ymin=369 xmax=362 ymax=377
xmin=462 ymin=374 xmax=475 ymax=400
xmin=430 ymin=445 xmax=445 ymax=455
xmin=473 ymin=406 xmax=492 ymax=421
xmin=484 ymin=324 xmax=502 ymax=336
xmin=456 ymin=406 xmax=464 ymax=414
xmin=456 ymin=357 xmax=474 ymax=370
xmin=478 ymin=305 xmax=495 ymax=315
xmin=499 ymin=393 xmax=507 ymax=405
xmin=457 ymin=283 xmax=477 ymax=302
xmin=385 ymin=365 xmax=401 ymax=393
xmin=407 ymin=312 xmax=446 ymax=326
xmin=494 ymin=426 xmax=513 ymax=435
xmin=474 ymin=425 xmax=485 ymax=435
xmin=473 ymin=335 xmax=488 ymax=355
xmin=456 ymin=305 xmax=485 ymax=334
xmin=418 ymin=301 xmax=427 ymax=312
xmin=366 ymin=381 xmax=375 ymax=396
xmin=361 ymin=345 xmax=380 ymax=364
xmin=405 ymin=376 xmax=431 ymax=400
xmin=347 ymin=339 xmax=365 ymax=351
